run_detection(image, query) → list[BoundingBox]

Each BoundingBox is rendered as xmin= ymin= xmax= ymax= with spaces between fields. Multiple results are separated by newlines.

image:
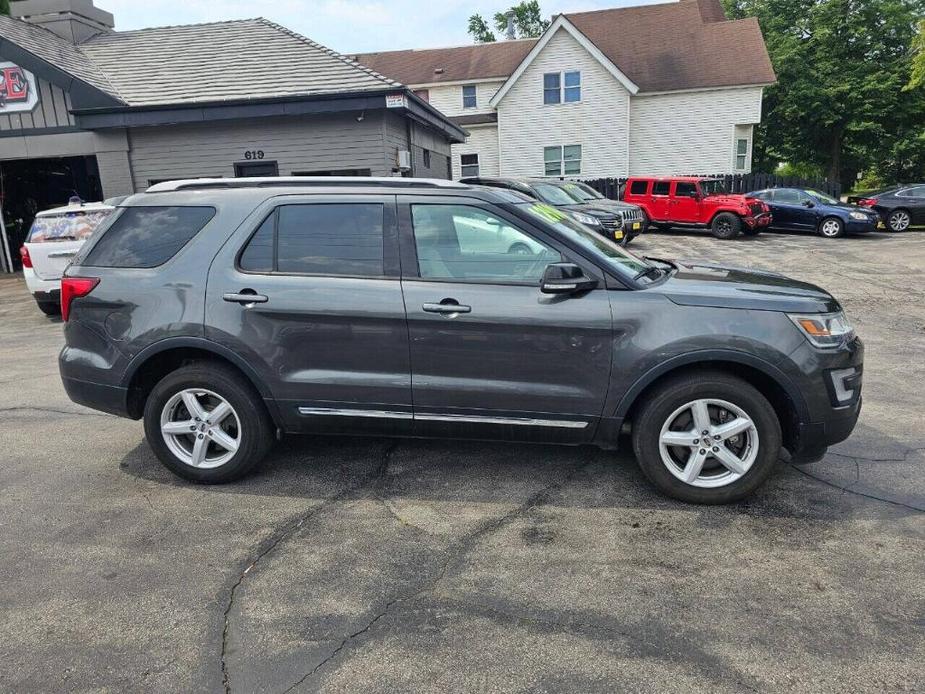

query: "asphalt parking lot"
xmin=1 ymin=228 xmax=923 ymax=693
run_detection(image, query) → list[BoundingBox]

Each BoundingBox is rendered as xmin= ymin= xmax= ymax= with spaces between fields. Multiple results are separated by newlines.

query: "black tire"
xmin=817 ymin=216 xmax=845 ymax=239
xmin=143 ymin=362 xmax=274 ymax=483
xmin=36 ymin=300 xmax=60 ymax=316
xmin=887 ymin=208 xmax=911 ymax=232
xmin=711 ymin=213 xmax=742 ymax=239
xmin=631 ymin=371 xmax=782 ymax=504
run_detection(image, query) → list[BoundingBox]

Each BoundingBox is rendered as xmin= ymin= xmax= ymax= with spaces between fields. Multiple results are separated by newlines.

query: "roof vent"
xmin=434 ymin=67 xmax=445 ymax=75
xmin=11 ymin=0 xmax=115 ymax=43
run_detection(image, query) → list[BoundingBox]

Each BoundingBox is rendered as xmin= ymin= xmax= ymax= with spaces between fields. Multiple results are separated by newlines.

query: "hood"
xmin=559 ymin=201 xmax=636 ymax=216
xmin=705 ymin=194 xmax=752 ymax=205
xmin=656 ymin=260 xmax=840 ymax=313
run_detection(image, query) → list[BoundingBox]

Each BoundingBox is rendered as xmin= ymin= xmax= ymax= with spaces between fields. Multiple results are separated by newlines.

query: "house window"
xmin=460 ymin=153 xmax=479 ymax=178
xmin=423 ymin=149 xmax=431 ymax=168
xmin=564 ymin=71 xmax=581 ymax=102
xmin=544 ymin=71 xmax=581 ymax=104
xmin=543 ymin=145 xmax=582 ymax=176
xmin=413 ymin=89 xmax=430 ymax=102
xmin=543 ymin=73 xmax=561 ymax=104
xmin=462 ymin=85 xmax=477 ymax=109
xmin=735 ymin=138 xmax=749 ymax=170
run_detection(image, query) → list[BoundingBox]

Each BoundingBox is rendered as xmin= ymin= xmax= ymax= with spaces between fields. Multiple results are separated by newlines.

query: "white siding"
xmin=629 ymin=87 xmax=763 ymax=175
xmin=451 ymin=124 xmax=499 ymax=179
xmin=423 ymin=81 xmax=504 ymax=118
xmin=495 ymin=27 xmax=630 ymax=178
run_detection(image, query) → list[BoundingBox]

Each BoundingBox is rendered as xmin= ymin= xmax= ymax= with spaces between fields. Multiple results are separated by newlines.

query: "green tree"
xmin=468 ymin=1 xmax=550 ymax=43
xmin=723 ymin=0 xmax=925 ymax=187
xmin=908 ymin=20 xmax=925 ymax=90
xmin=0 ymin=0 xmax=10 ymax=16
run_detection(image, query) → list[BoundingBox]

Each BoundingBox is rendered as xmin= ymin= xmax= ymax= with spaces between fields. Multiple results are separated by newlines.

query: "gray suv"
xmin=59 ymin=178 xmax=863 ymax=503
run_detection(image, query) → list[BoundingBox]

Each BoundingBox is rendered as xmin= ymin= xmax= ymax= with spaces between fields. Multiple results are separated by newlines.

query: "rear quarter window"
xmin=81 ymin=206 xmax=215 ymax=268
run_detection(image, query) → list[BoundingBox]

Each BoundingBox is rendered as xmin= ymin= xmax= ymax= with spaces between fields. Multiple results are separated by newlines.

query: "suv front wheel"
xmin=631 ymin=372 xmax=782 ymax=503
xmin=711 ymin=213 xmax=742 ymax=239
xmin=143 ymin=362 xmax=274 ymax=483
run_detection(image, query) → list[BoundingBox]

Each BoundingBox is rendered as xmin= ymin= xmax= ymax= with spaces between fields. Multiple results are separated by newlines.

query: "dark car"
xmin=459 ymin=176 xmax=646 ymax=245
xmin=747 ymin=188 xmax=879 ymax=238
xmin=849 ymin=185 xmax=925 ymax=232
xmin=59 ymin=177 xmax=862 ymax=504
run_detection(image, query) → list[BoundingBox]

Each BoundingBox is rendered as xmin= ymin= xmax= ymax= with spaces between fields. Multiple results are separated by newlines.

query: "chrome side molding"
xmin=298 ymin=407 xmax=587 ymax=429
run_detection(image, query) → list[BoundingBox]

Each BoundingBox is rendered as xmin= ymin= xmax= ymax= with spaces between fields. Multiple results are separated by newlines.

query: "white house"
xmin=356 ymin=0 xmax=776 ymax=180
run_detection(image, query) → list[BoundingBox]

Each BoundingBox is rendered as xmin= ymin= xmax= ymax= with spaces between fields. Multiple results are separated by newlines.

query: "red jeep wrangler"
xmin=623 ymin=177 xmax=771 ymax=239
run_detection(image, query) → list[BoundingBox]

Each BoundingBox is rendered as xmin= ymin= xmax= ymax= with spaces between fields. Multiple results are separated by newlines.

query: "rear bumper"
xmin=23 ymin=266 xmax=61 ymax=299
xmin=61 ymin=375 xmax=132 ymax=418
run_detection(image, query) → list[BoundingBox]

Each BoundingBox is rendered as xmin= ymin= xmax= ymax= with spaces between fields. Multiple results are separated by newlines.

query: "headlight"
xmin=788 ymin=311 xmax=854 ymax=348
xmin=849 ymin=211 xmax=868 ymax=220
xmin=570 ymin=211 xmax=602 ymax=226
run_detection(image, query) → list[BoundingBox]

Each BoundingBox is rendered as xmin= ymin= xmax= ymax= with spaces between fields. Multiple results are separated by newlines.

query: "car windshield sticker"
xmin=529 ymin=202 xmax=568 ymax=224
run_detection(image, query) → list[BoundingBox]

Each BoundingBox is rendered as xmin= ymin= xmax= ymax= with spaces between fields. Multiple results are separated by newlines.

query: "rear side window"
xmin=239 ymin=204 xmax=384 ymax=276
xmin=629 ymin=180 xmax=648 ymax=195
xmin=83 ymin=206 xmax=215 ymax=268
xmin=675 ymin=182 xmax=697 ymax=197
xmin=652 ymin=181 xmax=670 ymax=195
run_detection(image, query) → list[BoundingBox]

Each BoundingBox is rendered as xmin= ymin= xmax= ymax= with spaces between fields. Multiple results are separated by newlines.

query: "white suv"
xmin=20 ymin=202 xmax=114 ymax=315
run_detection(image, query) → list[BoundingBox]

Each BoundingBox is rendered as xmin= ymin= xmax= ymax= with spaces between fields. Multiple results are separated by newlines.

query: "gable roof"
xmin=355 ymin=0 xmax=775 ymax=94
xmin=0 ymin=16 xmax=403 ymax=109
xmin=489 ymin=15 xmax=639 ymax=106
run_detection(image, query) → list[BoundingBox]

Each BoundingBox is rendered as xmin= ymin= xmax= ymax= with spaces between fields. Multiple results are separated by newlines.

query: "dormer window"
xmin=543 ymin=71 xmax=581 ymax=104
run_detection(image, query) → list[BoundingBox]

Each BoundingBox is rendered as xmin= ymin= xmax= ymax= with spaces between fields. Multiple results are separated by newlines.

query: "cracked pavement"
xmin=0 ymin=228 xmax=923 ymax=693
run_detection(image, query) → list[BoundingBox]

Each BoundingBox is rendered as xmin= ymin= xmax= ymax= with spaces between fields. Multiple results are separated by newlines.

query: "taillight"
xmin=19 ymin=245 xmax=32 ymax=268
xmin=61 ymin=277 xmax=99 ymax=322
xmin=857 ymin=198 xmax=876 ymax=207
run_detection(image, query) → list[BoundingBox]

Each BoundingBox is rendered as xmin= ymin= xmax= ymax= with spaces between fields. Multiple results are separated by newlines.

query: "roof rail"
xmin=145 ymin=176 xmax=469 ymax=193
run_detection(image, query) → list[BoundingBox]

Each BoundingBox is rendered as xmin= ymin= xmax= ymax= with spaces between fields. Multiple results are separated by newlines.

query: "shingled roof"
xmin=356 ymin=0 xmax=775 ymax=93
xmin=0 ymin=16 xmax=402 ymax=108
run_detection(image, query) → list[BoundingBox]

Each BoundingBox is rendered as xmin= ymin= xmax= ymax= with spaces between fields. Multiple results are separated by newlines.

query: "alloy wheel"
xmin=658 ymin=398 xmax=759 ymax=488
xmin=159 ymin=388 xmax=241 ymax=468
xmin=821 ymin=219 xmax=842 ymax=237
xmin=889 ymin=211 xmax=911 ymax=232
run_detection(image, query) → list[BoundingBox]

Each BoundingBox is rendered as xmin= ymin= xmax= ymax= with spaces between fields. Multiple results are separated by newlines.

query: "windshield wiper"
xmin=644 ymin=256 xmax=677 ymax=270
xmin=633 ymin=265 xmax=663 ymax=281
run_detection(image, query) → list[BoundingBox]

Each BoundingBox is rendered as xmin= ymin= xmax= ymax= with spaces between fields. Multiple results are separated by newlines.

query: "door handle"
xmin=423 ymin=300 xmax=471 ymax=315
xmin=223 ymin=290 xmax=268 ymax=305
xmin=48 ymin=250 xmax=77 ymax=259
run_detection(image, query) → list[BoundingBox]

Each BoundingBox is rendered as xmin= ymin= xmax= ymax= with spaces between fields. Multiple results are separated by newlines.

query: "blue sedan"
xmin=746 ymin=188 xmax=880 ymax=238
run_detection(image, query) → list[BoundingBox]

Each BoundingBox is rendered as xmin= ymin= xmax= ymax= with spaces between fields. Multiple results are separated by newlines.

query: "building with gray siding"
xmin=0 ymin=0 xmax=465 ymax=271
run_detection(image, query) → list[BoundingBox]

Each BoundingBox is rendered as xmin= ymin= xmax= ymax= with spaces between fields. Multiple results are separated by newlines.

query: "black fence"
xmin=582 ymin=173 xmax=842 ymax=200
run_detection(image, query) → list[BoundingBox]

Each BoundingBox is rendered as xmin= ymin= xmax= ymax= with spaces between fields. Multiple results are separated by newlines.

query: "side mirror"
xmin=540 ymin=263 xmax=597 ymax=294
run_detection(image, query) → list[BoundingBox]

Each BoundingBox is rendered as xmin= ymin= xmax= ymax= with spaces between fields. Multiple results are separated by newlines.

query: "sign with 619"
xmin=243 ymin=150 xmax=265 ymax=160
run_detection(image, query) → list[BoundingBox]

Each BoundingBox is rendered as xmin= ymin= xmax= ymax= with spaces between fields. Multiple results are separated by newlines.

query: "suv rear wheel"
xmin=711 ymin=213 xmax=742 ymax=239
xmin=631 ymin=372 xmax=782 ymax=503
xmin=143 ymin=362 xmax=274 ymax=483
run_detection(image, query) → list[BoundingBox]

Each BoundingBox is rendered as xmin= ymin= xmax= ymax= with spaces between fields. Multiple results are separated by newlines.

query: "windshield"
xmin=531 ymin=182 xmax=583 ymax=206
xmin=27 ymin=209 xmax=112 ymax=243
xmin=699 ymin=180 xmax=728 ymax=196
xmin=562 ymin=181 xmax=604 ymax=201
xmin=515 ymin=202 xmax=652 ymax=280
xmin=806 ymin=189 xmax=839 ymax=205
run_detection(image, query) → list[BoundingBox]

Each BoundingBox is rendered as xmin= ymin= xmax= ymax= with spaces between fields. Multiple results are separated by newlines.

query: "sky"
xmin=100 ymin=0 xmax=673 ymax=53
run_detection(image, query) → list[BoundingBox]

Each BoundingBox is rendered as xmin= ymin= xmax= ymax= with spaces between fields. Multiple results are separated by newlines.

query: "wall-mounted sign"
xmin=385 ymin=93 xmax=407 ymax=109
xmin=0 ymin=62 xmax=39 ymax=114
